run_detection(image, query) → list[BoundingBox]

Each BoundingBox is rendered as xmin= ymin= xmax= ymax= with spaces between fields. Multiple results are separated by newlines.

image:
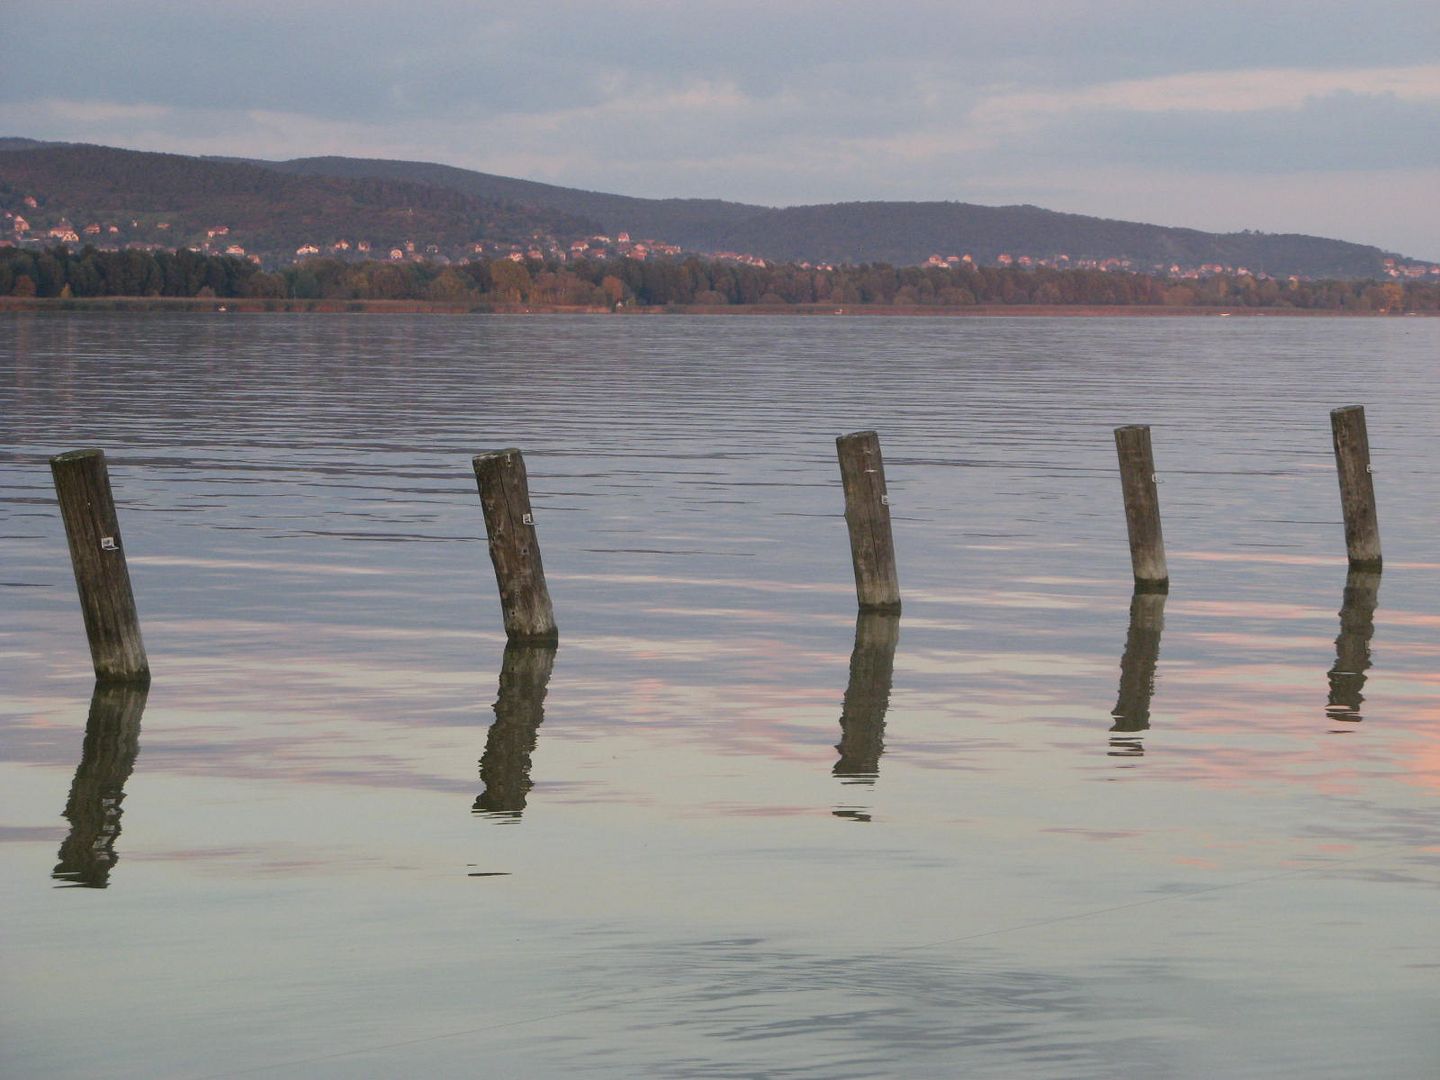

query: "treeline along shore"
xmin=3 ymin=245 xmax=1437 ymax=314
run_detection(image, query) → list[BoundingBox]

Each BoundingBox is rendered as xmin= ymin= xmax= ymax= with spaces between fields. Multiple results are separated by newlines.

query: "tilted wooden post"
xmin=1330 ymin=405 xmax=1381 ymax=569
xmin=49 ymin=449 xmax=150 ymax=683
xmin=836 ymin=430 xmax=900 ymax=612
xmin=472 ymin=448 xmax=557 ymax=642
xmin=1113 ymin=425 xmax=1168 ymax=592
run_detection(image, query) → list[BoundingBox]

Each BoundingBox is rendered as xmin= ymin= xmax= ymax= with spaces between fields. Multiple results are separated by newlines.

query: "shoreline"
xmin=1 ymin=296 xmax=1432 ymax=317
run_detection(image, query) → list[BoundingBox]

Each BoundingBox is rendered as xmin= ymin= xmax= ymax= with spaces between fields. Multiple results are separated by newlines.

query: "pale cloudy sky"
xmin=3 ymin=0 xmax=1438 ymax=257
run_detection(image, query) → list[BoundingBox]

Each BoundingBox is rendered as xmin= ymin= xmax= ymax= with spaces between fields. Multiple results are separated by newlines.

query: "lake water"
xmin=2 ymin=313 xmax=1438 ymax=1078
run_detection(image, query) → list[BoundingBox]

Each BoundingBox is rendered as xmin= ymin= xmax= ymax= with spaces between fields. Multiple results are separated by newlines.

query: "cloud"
xmin=1044 ymin=92 xmax=1440 ymax=172
xmin=9 ymin=3 xmax=1440 ymax=119
xmin=975 ymin=64 xmax=1440 ymax=124
xmin=42 ymin=101 xmax=175 ymax=125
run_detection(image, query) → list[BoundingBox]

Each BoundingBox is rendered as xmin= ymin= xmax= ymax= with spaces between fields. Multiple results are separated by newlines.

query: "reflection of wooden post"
xmin=834 ymin=611 xmax=901 ymax=782
xmin=474 ymin=643 xmax=557 ymax=819
xmin=1330 ymin=406 xmax=1381 ymax=569
xmin=836 ymin=430 xmax=900 ymax=612
xmin=53 ymin=682 xmax=148 ymax=888
xmin=49 ymin=449 xmax=150 ymax=683
xmin=1326 ymin=569 xmax=1381 ymax=725
xmin=1110 ymin=590 xmax=1166 ymax=738
xmin=1113 ymin=426 xmax=1168 ymax=592
xmin=472 ymin=449 xmax=557 ymax=642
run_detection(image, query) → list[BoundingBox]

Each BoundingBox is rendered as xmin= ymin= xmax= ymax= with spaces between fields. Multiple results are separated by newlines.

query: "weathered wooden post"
xmin=474 ymin=642 xmax=557 ymax=819
xmin=53 ymin=681 xmax=148 ymax=888
xmin=834 ymin=611 xmax=900 ymax=783
xmin=49 ymin=448 xmax=150 ymax=683
xmin=836 ymin=430 xmax=900 ymax=612
xmin=1326 ymin=568 xmax=1381 ymax=726
xmin=1113 ymin=425 xmax=1168 ymax=592
xmin=1330 ymin=405 xmax=1381 ymax=569
xmin=471 ymin=448 xmax=557 ymax=643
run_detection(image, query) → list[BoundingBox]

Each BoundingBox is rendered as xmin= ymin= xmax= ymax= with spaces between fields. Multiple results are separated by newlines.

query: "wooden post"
xmin=49 ymin=448 xmax=150 ymax=683
xmin=834 ymin=611 xmax=900 ymax=783
xmin=1113 ymin=425 xmax=1168 ymax=592
xmin=1326 ymin=569 xmax=1381 ymax=726
xmin=472 ymin=449 xmax=557 ymax=643
xmin=836 ymin=430 xmax=900 ymax=612
xmin=53 ymin=681 xmax=148 ymax=888
xmin=1331 ymin=405 xmax=1381 ymax=569
xmin=474 ymin=642 xmax=556 ymax=819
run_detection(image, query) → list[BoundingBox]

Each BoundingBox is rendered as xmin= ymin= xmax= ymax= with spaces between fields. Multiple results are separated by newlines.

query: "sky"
xmin=3 ymin=0 xmax=1439 ymax=258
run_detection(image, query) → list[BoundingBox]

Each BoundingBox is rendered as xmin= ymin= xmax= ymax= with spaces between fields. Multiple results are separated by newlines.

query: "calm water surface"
xmin=2 ymin=314 xmax=1438 ymax=1078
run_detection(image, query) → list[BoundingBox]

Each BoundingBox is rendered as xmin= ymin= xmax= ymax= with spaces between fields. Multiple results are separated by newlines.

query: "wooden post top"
xmin=473 ymin=447 xmax=523 ymax=465
xmin=50 ymin=447 xmax=106 ymax=464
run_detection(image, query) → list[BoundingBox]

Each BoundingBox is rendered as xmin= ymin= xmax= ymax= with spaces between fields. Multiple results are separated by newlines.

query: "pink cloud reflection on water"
xmin=13 ymin=561 xmax=1437 ymax=873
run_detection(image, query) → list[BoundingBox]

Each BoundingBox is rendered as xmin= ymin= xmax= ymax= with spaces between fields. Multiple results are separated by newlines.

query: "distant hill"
xmin=0 ymin=143 xmax=599 ymax=260
xmin=0 ymin=137 xmax=64 ymax=152
xmin=259 ymin=156 xmax=1411 ymax=278
xmin=261 ymin=156 xmax=766 ymax=250
xmin=1 ymin=138 xmax=1423 ymax=278
xmin=694 ymin=201 xmax=1406 ymax=279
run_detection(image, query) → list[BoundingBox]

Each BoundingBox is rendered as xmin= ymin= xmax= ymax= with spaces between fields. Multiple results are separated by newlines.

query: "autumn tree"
xmin=489 ymin=259 xmax=530 ymax=302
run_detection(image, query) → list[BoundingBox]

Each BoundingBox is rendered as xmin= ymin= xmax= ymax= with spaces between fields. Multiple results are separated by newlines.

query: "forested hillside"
xmin=695 ymin=202 xmax=1403 ymax=279
xmin=264 ymin=156 xmax=764 ymax=250
xmin=0 ymin=144 xmax=599 ymax=259
xmin=1 ymin=140 xmax=1429 ymax=280
xmin=265 ymin=156 xmax=1412 ymax=278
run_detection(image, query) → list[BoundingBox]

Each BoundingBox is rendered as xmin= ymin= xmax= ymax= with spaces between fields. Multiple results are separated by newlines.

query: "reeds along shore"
xmin=4 ymin=295 xmax=1435 ymax=316
xmin=3 ymin=245 xmax=1438 ymax=313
